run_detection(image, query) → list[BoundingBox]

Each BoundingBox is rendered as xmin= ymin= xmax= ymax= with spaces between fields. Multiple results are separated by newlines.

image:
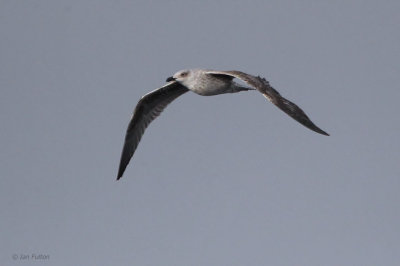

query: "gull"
xmin=117 ymin=69 xmax=329 ymax=180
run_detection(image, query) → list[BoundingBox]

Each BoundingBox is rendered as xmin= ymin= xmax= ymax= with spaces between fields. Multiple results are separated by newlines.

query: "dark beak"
xmin=166 ymin=76 xmax=175 ymax=82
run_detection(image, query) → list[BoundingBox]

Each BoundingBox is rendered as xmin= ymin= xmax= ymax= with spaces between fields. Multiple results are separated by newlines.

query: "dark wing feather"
xmin=205 ymin=70 xmax=329 ymax=136
xmin=117 ymin=82 xmax=189 ymax=180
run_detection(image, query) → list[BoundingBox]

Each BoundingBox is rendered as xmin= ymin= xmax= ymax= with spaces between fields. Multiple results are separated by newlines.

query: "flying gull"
xmin=117 ymin=69 xmax=329 ymax=180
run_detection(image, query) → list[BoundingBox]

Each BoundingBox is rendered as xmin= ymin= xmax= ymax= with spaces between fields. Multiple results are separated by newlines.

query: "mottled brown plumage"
xmin=117 ymin=69 xmax=329 ymax=179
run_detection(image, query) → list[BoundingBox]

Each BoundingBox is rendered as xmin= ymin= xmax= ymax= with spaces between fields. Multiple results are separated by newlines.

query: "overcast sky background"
xmin=1 ymin=1 xmax=400 ymax=265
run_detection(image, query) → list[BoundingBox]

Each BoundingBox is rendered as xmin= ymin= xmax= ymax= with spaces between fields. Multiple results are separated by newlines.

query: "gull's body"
xmin=117 ymin=69 xmax=329 ymax=180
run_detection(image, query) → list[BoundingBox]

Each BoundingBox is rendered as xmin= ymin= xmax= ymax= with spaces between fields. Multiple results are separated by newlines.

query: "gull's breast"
xmin=190 ymin=76 xmax=232 ymax=96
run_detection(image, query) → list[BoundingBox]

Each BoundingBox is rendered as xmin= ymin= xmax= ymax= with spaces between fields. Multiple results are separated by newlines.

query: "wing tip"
xmin=314 ymin=128 xmax=330 ymax=136
xmin=117 ymin=166 xmax=125 ymax=180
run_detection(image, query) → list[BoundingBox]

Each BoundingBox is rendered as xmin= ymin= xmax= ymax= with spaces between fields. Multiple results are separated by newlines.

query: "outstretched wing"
xmin=117 ymin=82 xmax=189 ymax=180
xmin=205 ymin=70 xmax=329 ymax=136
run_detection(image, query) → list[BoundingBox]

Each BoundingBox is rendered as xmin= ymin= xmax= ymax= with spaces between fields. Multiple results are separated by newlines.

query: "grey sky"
xmin=1 ymin=0 xmax=399 ymax=265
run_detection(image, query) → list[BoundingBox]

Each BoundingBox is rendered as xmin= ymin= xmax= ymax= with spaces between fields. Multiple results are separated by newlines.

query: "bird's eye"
xmin=181 ymin=72 xmax=188 ymax=77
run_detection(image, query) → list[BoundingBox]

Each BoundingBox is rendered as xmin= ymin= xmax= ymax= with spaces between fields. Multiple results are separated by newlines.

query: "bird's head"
xmin=166 ymin=69 xmax=195 ymax=88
